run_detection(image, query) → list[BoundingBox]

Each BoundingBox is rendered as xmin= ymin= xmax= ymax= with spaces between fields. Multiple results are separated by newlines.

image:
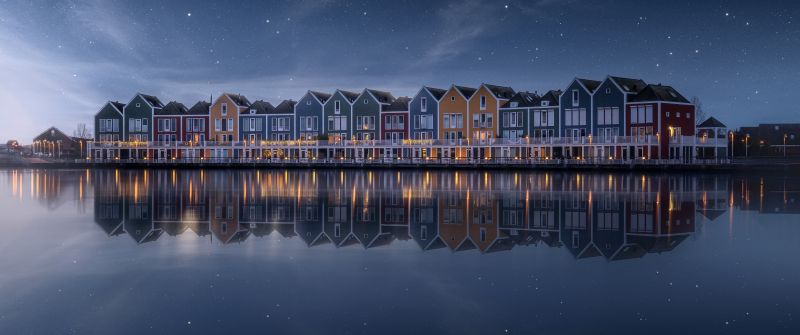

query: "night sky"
xmin=0 ymin=0 xmax=797 ymax=140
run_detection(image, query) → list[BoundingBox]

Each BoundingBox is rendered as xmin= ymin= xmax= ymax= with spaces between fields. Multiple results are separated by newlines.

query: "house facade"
xmin=439 ymin=85 xmax=475 ymax=159
xmin=323 ymin=90 xmax=358 ymax=143
xmin=295 ymin=91 xmax=329 ymax=141
xmin=153 ymin=101 xmax=186 ymax=159
xmin=380 ymin=97 xmax=410 ymax=158
xmin=124 ymin=93 xmax=163 ymax=142
xmin=239 ymin=100 xmax=272 ymax=144
xmin=627 ymin=84 xmax=695 ymax=160
xmin=409 ymin=86 xmax=445 ymax=158
xmin=94 ymin=101 xmax=125 ymax=143
xmin=267 ymin=100 xmax=295 ymax=143
xmin=182 ymin=101 xmax=210 ymax=159
xmin=209 ymin=93 xmax=250 ymax=158
xmin=592 ymin=76 xmax=646 ymax=158
xmin=353 ymin=89 xmax=394 ymax=145
xmin=560 ymin=79 xmax=599 ymax=158
xmin=468 ymin=84 xmax=515 ymax=158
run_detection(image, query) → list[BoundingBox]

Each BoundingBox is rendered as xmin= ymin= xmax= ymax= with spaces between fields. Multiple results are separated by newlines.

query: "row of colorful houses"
xmin=92 ymin=75 xmax=708 ymax=161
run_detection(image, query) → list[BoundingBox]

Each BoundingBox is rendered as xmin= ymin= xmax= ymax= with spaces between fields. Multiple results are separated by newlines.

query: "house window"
xmin=334 ymin=100 xmax=341 ymax=114
xmin=451 ymin=96 xmax=455 ymax=102
xmin=306 ymin=99 xmax=311 ymax=105
xmin=480 ymin=96 xmax=486 ymax=109
xmin=221 ymin=103 xmax=228 ymax=116
xmin=606 ymin=88 xmax=611 ymax=94
xmin=421 ymin=97 xmax=427 ymax=112
xmin=364 ymin=98 xmax=368 ymax=104
xmin=135 ymin=103 xmax=140 ymax=108
xmin=510 ymin=102 xmax=518 ymax=108
xmin=250 ymin=109 xmax=255 ymax=114
xmin=572 ymin=89 xmax=579 ymax=106
xmin=541 ymin=101 xmax=549 ymax=107
xmin=227 ymin=118 xmax=233 ymax=131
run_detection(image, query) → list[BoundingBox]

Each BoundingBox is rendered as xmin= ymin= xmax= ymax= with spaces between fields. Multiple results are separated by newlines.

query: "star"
xmin=187 ymin=12 xmax=191 ymax=17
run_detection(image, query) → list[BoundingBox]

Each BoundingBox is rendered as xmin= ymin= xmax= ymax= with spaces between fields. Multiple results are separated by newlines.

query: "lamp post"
xmin=745 ymin=134 xmax=750 ymax=159
xmin=729 ymin=131 xmax=734 ymax=159
xmin=784 ymin=134 xmax=788 ymax=158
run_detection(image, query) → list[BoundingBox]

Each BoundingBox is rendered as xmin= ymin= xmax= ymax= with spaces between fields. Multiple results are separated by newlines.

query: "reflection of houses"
xmin=732 ymin=175 xmax=800 ymax=214
xmin=209 ymin=171 xmax=249 ymax=244
xmin=122 ymin=170 xmax=161 ymax=244
xmin=94 ymin=170 xmax=124 ymax=236
xmin=87 ymin=170 xmax=709 ymax=259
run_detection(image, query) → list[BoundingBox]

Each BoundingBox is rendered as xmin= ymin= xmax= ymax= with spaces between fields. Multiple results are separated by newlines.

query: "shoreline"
xmin=0 ymin=160 xmax=797 ymax=173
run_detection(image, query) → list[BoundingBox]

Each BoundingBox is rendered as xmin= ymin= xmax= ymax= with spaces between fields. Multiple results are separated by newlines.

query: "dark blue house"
xmin=592 ymin=76 xmax=646 ymax=140
xmin=295 ymin=91 xmax=330 ymax=140
xmin=266 ymin=100 xmax=295 ymax=141
xmin=239 ymin=100 xmax=273 ymax=144
xmin=559 ymin=78 xmax=600 ymax=158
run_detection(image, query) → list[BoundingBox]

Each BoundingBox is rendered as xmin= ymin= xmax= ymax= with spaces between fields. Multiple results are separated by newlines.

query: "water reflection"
xmin=7 ymin=168 xmax=799 ymax=259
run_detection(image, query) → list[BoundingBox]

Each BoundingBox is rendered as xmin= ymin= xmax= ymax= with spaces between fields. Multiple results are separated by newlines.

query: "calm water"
xmin=0 ymin=168 xmax=799 ymax=334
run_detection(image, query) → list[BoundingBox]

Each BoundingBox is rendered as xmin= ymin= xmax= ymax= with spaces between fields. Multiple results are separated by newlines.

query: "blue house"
xmin=295 ymin=91 xmax=330 ymax=140
xmin=266 ymin=100 xmax=295 ymax=141
xmin=593 ymin=76 xmax=646 ymax=140
xmin=239 ymin=100 xmax=273 ymax=144
xmin=353 ymin=89 xmax=395 ymax=144
xmin=123 ymin=93 xmax=163 ymax=159
xmin=409 ymin=86 xmax=446 ymax=141
xmin=559 ymin=78 xmax=600 ymax=158
xmin=529 ymin=90 xmax=561 ymax=158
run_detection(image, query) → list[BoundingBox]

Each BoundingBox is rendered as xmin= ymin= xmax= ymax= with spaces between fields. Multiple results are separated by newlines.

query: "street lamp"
xmin=745 ymin=134 xmax=750 ymax=159
xmin=784 ymin=134 xmax=788 ymax=158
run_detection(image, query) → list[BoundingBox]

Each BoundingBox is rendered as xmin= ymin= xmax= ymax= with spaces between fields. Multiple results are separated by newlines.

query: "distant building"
xmin=734 ymin=123 xmax=800 ymax=157
xmin=32 ymin=127 xmax=86 ymax=158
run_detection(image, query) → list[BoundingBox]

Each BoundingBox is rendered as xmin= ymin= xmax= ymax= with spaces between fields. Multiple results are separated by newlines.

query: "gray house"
xmin=295 ymin=91 xmax=330 ymax=140
xmin=353 ymin=89 xmax=395 ymax=142
xmin=123 ymin=93 xmax=163 ymax=143
xmin=323 ymin=89 xmax=359 ymax=142
xmin=94 ymin=101 xmax=125 ymax=143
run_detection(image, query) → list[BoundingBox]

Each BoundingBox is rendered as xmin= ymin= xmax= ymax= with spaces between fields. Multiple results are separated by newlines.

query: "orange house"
xmin=438 ymin=85 xmax=476 ymax=159
xmin=209 ymin=93 xmax=250 ymax=158
xmin=467 ymin=84 xmax=515 ymax=158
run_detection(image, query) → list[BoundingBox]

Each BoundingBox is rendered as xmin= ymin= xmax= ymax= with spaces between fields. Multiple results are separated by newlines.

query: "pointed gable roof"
xmin=501 ymin=91 xmax=539 ymax=108
xmin=424 ymin=86 xmax=447 ymax=100
xmin=365 ymin=89 xmax=396 ymax=104
xmin=272 ymin=100 xmax=296 ymax=114
xmin=156 ymin=101 xmax=188 ymax=115
xmin=33 ymin=126 xmax=74 ymax=143
xmin=109 ymin=101 xmax=126 ymax=113
xmin=247 ymin=100 xmax=275 ymax=114
xmin=482 ymin=83 xmax=515 ymax=99
xmin=187 ymin=101 xmax=211 ymax=115
xmin=698 ymin=116 xmax=727 ymax=128
xmin=608 ymin=76 xmax=647 ymax=94
xmin=309 ymin=91 xmax=332 ymax=104
xmin=540 ymin=90 xmax=562 ymax=106
xmin=139 ymin=93 xmax=164 ymax=108
xmin=223 ymin=93 xmax=251 ymax=107
xmin=453 ymin=85 xmax=477 ymax=99
xmin=336 ymin=89 xmax=360 ymax=103
xmin=382 ymin=96 xmax=411 ymax=112
xmin=630 ymin=84 xmax=690 ymax=103
xmin=576 ymin=78 xmax=601 ymax=93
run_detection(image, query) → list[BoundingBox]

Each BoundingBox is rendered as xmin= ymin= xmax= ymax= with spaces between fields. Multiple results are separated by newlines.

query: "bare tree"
xmin=73 ymin=123 xmax=92 ymax=139
xmin=691 ymin=96 xmax=706 ymax=122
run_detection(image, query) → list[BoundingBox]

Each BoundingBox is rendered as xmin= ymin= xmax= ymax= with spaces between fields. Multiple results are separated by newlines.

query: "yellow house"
xmin=209 ymin=93 xmax=250 ymax=158
xmin=438 ymin=85 xmax=476 ymax=159
xmin=468 ymin=84 xmax=515 ymax=158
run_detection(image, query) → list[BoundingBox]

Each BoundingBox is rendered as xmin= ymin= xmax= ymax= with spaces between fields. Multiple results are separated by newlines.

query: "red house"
xmin=626 ymin=84 xmax=695 ymax=160
xmin=380 ymin=97 xmax=410 ymax=159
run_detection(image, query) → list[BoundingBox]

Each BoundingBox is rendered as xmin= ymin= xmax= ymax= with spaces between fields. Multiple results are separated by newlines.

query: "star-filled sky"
xmin=0 ymin=0 xmax=797 ymax=140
